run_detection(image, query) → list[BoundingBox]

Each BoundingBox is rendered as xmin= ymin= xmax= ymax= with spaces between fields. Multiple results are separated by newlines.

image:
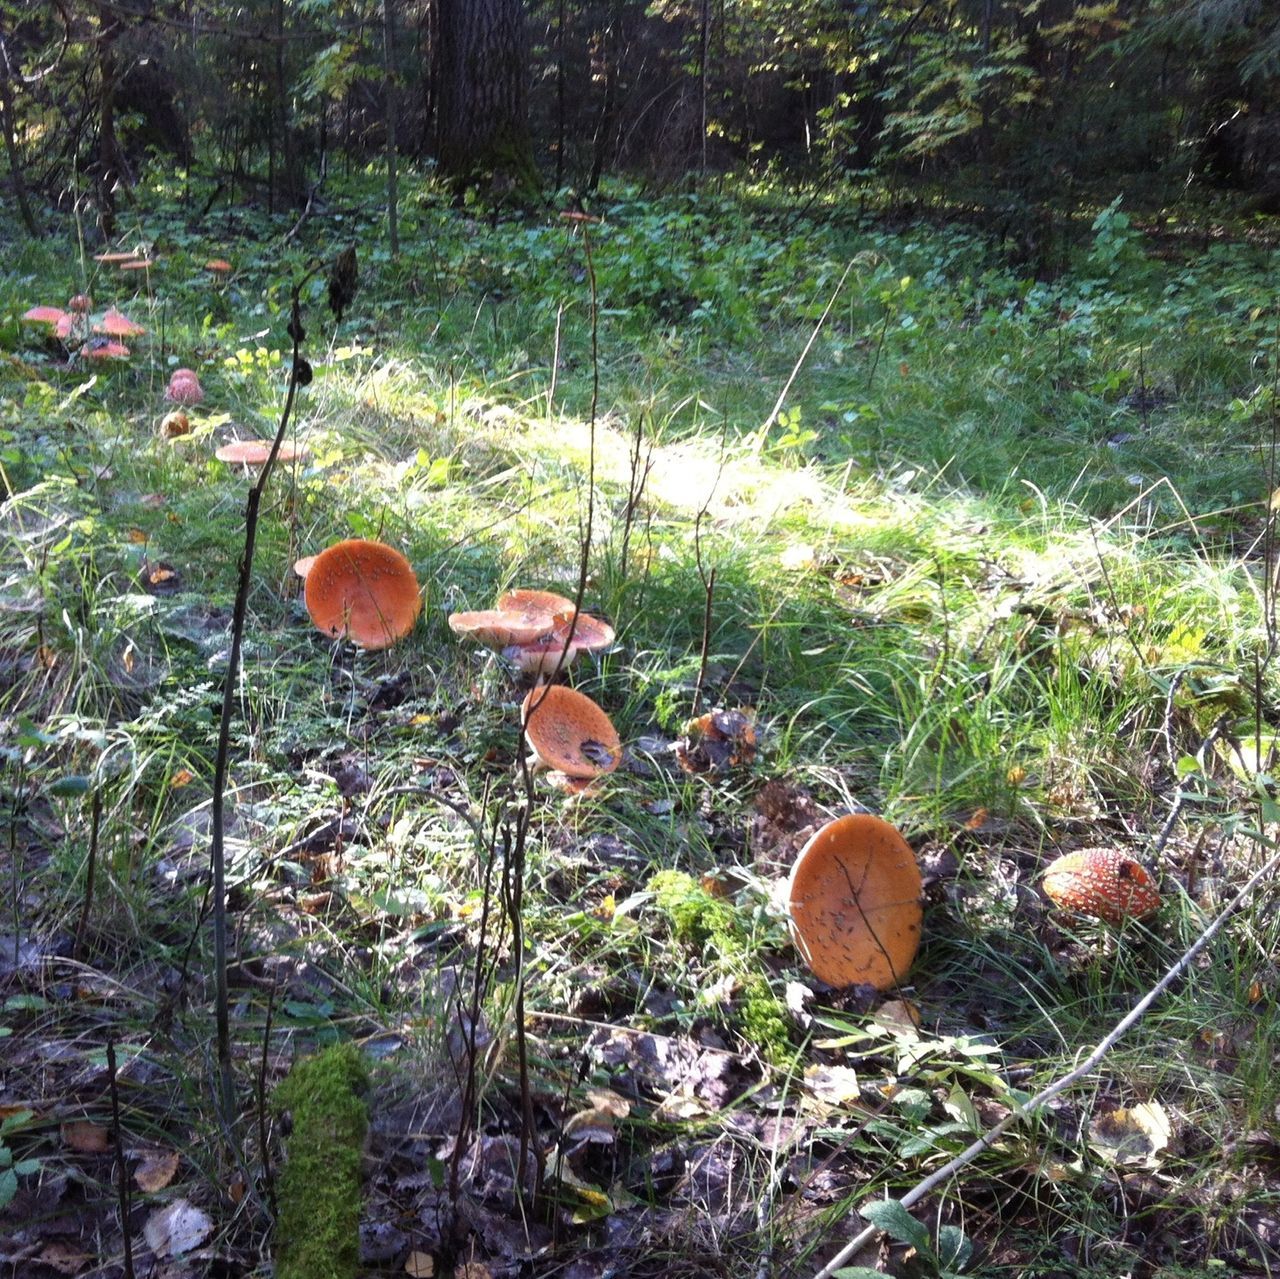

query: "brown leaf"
xmin=404 ymin=1252 xmax=435 ymax=1277
xmin=38 ymin=1243 xmax=92 ymax=1275
xmin=168 ymin=769 xmax=196 ymax=790
xmin=135 ymin=1148 xmax=180 ymax=1192
xmin=61 ymin=1120 xmax=110 ymax=1153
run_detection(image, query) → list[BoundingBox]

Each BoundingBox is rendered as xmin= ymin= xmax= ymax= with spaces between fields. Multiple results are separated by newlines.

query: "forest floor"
xmin=2 ymin=173 xmax=1280 ymax=1279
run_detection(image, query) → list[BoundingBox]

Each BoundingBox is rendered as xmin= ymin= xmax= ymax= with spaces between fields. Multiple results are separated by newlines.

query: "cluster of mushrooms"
xmin=275 ymin=536 xmax=1167 ymax=990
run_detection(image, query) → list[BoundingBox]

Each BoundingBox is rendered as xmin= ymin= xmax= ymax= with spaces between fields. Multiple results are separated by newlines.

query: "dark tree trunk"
xmin=94 ymin=1 xmax=121 ymax=238
xmin=0 ymin=42 xmax=41 ymax=237
xmin=436 ymin=0 xmax=538 ymax=197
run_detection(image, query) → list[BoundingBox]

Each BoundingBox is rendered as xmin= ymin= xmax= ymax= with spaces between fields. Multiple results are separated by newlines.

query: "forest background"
xmin=3 ymin=2 xmax=1280 ymax=1279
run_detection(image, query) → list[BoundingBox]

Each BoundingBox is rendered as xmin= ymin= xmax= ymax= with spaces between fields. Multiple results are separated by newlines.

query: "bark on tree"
xmin=436 ymin=0 xmax=538 ymax=198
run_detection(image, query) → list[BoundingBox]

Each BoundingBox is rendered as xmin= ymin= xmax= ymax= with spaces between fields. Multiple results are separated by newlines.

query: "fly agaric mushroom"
xmin=94 ymin=307 xmax=146 ymax=338
xmin=166 ymin=370 xmax=204 ymax=405
xmin=787 ymin=814 xmax=923 ymax=990
xmin=304 ymin=538 xmax=421 ymax=650
xmin=495 ymin=588 xmax=578 ymax=617
xmin=521 ymin=685 xmax=621 ymax=780
xmin=450 ymin=589 xmax=614 ymax=681
xmin=21 ymin=305 xmax=69 ymax=328
xmin=503 ymin=612 xmax=616 ymax=678
xmin=80 ymin=338 xmax=130 ymax=360
xmin=159 ymin=410 xmax=191 ymax=439
xmin=67 ymin=294 xmax=93 ymax=314
xmin=214 ymin=439 xmax=306 ymax=466
xmin=205 ymin=259 xmax=233 ymax=274
xmin=1041 ymin=850 xmax=1160 ymax=925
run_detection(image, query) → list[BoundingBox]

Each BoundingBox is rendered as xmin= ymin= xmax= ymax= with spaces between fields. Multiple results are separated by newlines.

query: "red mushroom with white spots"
xmin=1041 ymin=849 xmax=1161 ymax=925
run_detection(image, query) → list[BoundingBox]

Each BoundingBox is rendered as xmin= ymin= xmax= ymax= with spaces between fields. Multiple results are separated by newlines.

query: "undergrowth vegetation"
xmin=2 ymin=172 xmax=1280 ymax=1278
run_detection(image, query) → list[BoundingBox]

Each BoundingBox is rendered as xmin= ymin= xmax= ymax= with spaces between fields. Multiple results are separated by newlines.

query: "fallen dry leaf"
xmin=135 ymin=1148 xmax=180 ymax=1192
xmin=38 ymin=1243 xmax=92 ymax=1275
xmin=804 ymin=1063 xmax=862 ymax=1106
xmin=455 ymin=1264 xmax=492 ymax=1279
xmin=143 ymin=1199 xmax=213 ymax=1258
xmin=404 ymin=1252 xmax=435 ymax=1277
xmin=1089 ymin=1100 xmax=1172 ymax=1167
xmin=62 ymin=1120 xmax=110 ymax=1153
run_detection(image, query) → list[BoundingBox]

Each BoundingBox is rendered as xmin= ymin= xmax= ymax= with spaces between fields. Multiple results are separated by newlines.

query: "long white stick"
xmin=751 ymin=258 xmax=855 ymax=456
xmin=812 ymin=840 xmax=1280 ymax=1279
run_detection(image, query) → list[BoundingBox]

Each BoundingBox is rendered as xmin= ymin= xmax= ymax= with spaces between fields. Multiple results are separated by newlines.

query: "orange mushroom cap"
xmin=495 ymin=588 xmax=578 ymax=617
xmin=304 ymin=539 xmax=421 ymax=650
xmin=214 ymin=439 xmax=306 ymax=465
xmin=93 ymin=250 xmax=144 ymax=263
xmin=503 ymin=633 xmax=583 ymax=678
xmin=80 ymin=338 xmax=130 ymax=359
xmin=159 ymin=410 xmax=191 ymax=439
xmin=449 ymin=608 xmax=554 ymax=649
xmin=67 ymin=294 xmax=93 ymax=313
xmin=205 ymin=259 xmax=233 ymax=273
xmin=1041 ymin=850 xmax=1160 ymax=925
xmin=522 ymin=685 xmax=621 ymax=778
xmin=21 ymin=305 xmax=69 ymax=327
xmin=117 ymin=258 xmax=157 ymax=271
xmin=94 ymin=306 xmax=146 ymax=338
xmin=550 ymin=610 xmax=615 ymax=652
xmin=787 ymin=814 xmax=923 ymax=990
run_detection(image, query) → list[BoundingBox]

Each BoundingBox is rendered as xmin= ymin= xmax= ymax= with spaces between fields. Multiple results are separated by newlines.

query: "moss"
xmin=273 ymin=1042 xmax=369 ymax=1279
xmin=647 ymin=870 xmax=796 ymax=1068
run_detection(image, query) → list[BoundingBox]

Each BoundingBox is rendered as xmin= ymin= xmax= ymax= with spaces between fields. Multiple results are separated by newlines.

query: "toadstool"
xmin=214 ymin=439 xmax=306 ymax=466
xmin=521 ymin=685 xmax=621 ymax=779
xmin=21 ymin=305 xmax=70 ymax=328
xmin=787 ymin=813 xmax=923 ymax=990
xmin=304 ymin=538 xmax=421 ymax=650
xmin=1041 ymin=849 xmax=1160 ymax=925
xmin=94 ymin=307 xmax=146 ymax=338
xmin=166 ymin=369 xmax=204 ymax=405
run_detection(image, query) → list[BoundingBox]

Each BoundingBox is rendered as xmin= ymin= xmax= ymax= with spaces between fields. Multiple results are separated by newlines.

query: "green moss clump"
xmin=273 ymin=1042 xmax=369 ymax=1279
xmin=647 ymin=870 xmax=796 ymax=1068
xmin=649 ymin=869 xmax=737 ymax=946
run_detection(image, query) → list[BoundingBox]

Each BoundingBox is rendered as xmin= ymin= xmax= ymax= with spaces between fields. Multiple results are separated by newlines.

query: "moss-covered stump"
xmin=273 ymin=1042 xmax=369 ymax=1279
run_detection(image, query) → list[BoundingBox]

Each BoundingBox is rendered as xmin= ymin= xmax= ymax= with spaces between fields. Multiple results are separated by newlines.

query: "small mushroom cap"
xmin=214 ymin=439 xmax=306 ymax=465
xmin=787 ymin=814 xmax=923 ymax=990
xmin=304 ymin=538 xmax=421 ymax=650
xmin=522 ymin=685 xmax=621 ymax=778
xmin=94 ymin=307 xmax=146 ymax=338
xmin=205 ymin=259 xmax=233 ymax=273
xmin=159 ymin=410 xmax=191 ymax=439
xmin=117 ymin=257 xmax=157 ymax=271
xmin=1041 ymin=849 xmax=1160 ymax=924
xmin=502 ymin=634 xmax=582 ymax=678
xmin=166 ymin=370 xmax=205 ymax=405
xmin=495 ymin=588 xmax=578 ymax=617
xmin=81 ymin=338 xmax=130 ymax=359
xmin=93 ymin=250 xmax=144 ymax=263
xmin=21 ymin=305 xmax=69 ymax=327
xmin=550 ymin=610 xmax=615 ymax=652
xmin=67 ymin=294 xmax=93 ymax=313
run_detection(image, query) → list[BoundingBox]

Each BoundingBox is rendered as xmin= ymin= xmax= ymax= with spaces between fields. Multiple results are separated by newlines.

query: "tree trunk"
xmin=436 ymin=0 xmax=538 ymax=198
xmin=94 ymin=1 xmax=121 ymax=239
xmin=0 ymin=44 xmax=41 ymax=237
